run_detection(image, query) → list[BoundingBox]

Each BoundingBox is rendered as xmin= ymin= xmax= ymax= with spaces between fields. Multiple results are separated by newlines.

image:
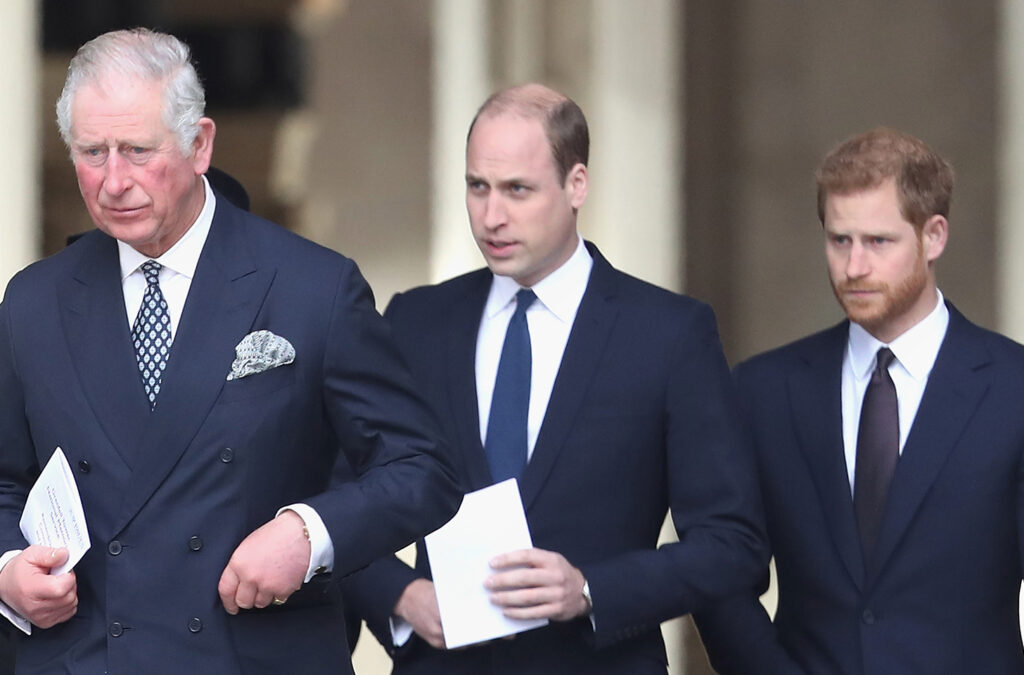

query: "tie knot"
xmin=514 ymin=289 xmax=537 ymax=316
xmin=141 ymin=260 xmax=162 ymax=286
xmin=875 ymin=347 xmax=895 ymax=373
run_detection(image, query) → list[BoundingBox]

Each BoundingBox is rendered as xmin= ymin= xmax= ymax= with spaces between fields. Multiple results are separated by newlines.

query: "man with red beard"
xmin=695 ymin=128 xmax=1024 ymax=673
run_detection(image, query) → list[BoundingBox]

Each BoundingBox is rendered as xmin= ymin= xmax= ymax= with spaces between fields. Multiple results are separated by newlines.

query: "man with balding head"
xmin=343 ymin=83 xmax=766 ymax=674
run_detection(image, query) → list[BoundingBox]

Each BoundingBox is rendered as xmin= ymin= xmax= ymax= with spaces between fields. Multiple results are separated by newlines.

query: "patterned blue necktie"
xmin=132 ymin=260 xmax=172 ymax=409
xmin=485 ymin=288 xmax=537 ymax=483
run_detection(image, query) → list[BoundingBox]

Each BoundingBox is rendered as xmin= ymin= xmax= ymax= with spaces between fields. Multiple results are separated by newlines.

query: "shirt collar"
xmin=847 ymin=289 xmax=949 ymax=381
xmin=484 ymin=236 xmax=593 ymax=320
xmin=118 ymin=175 xmax=217 ymax=281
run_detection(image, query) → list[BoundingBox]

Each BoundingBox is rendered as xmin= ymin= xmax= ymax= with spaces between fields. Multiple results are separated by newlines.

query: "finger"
xmin=253 ymin=588 xmax=278 ymax=609
xmin=485 ymin=567 xmax=551 ymax=592
xmin=489 ymin=548 xmax=539 ymax=569
xmin=49 ymin=547 xmax=70 ymax=568
xmin=233 ymin=580 xmax=258 ymax=611
xmin=218 ymin=567 xmax=241 ymax=615
xmin=490 ymin=585 xmax=551 ymax=610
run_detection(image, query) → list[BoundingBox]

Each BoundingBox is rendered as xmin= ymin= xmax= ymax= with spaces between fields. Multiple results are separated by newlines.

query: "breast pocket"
xmin=218 ymin=364 xmax=296 ymax=404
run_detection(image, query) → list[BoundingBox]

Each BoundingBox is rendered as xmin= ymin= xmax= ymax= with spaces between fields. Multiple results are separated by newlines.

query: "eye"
xmin=466 ymin=179 xmax=487 ymax=193
xmin=828 ymin=234 xmax=850 ymax=246
xmin=123 ymin=146 xmax=153 ymax=164
xmin=77 ymin=147 xmax=107 ymax=166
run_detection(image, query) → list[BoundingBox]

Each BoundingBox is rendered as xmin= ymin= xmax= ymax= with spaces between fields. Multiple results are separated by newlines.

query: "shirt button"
xmin=109 ymin=622 xmax=124 ymax=637
xmin=219 ymin=447 xmax=234 ymax=463
xmin=108 ymin=540 xmax=123 ymax=556
xmin=77 ymin=460 xmax=91 ymax=473
xmin=188 ymin=536 xmax=203 ymax=552
xmin=188 ymin=617 xmax=203 ymax=633
xmin=862 ymin=609 xmax=875 ymax=625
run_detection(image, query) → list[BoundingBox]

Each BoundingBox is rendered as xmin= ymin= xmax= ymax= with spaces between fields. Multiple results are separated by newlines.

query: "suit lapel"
xmin=519 ymin=245 xmax=618 ymax=511
xmin=60 ymin=233 xmax=151 ymax=465
xmin=114 ymin=204 xmax=275 ymax=532
xmin=446 ymin=273 xmax=494 ymax=491
xmin=870 ymin=305 xmax=990 ymax=576
xmin=788 ymin=323 xmax=867 ymax=588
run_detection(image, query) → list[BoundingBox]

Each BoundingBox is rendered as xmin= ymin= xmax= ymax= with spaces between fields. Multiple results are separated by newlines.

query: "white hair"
xmin=56 ymin=28 xmax=206 ymax=157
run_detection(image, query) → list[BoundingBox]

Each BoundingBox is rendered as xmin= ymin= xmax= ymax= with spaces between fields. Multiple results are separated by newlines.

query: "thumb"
xmin=24 ymin=546 xmax=69 ymax=569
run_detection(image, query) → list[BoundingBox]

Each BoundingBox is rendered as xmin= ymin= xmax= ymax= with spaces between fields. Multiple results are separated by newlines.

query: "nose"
xmin=482 ymin=192 xmax=507 ymax=230
xmin=102 ymin=152 xmax=133 ymax=196
xmin=845 ymin=242 xmax=870 ymax=279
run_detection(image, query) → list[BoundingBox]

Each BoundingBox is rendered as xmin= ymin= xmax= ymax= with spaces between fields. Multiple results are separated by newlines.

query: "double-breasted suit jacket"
xmin=0 ymin=196 xmax=459 ymax=674
xmin=696 ymin=304 xmax=1024 ymax=674
xmin=344 ymin=243 xmax=767 ymax=674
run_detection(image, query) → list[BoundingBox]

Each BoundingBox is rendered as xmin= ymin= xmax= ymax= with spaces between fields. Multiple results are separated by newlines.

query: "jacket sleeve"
xmin=578 ymin=303 xmax=769 ymax=647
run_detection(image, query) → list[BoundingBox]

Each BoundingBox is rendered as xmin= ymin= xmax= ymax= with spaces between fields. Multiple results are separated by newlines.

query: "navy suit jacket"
xmin=0 ymin=196 xmax=459 ymax=674
xmin=343 ymin=243 xmax=767 ymax=674
xmin=695 ymin=304 xmax=1024 ymax=674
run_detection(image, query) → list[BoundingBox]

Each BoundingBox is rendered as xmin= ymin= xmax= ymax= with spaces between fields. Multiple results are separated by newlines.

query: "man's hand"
xmin=218 ymin=511 xmax=310 ymax=614
xmin=485 ymin=548 xmax=589 ymax=622
xmin=394 ymin=578 xmax=445 ymax=649
xmin=0 ymin=546 xmax=78 ymax=628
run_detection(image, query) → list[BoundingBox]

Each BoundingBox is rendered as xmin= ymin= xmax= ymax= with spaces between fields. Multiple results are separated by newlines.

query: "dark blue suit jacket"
xmin=343 ymin=243 xmax=767 ymax=674
xmin=0 ymin=197 xmax=459 ymax=674
xmin=695 ymin=304 xmax=1024 ymax=674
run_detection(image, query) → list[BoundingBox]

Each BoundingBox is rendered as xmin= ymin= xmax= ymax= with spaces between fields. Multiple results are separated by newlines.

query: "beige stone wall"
xmin=685 ymin=2 xmax=998 ymax=364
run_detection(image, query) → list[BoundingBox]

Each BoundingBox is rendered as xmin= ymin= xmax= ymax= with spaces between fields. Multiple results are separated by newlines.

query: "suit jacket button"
xmin=862 ymin=609 xmax=875 ymax=625
xmin=188 ymin=617 xmax=203 ymax=633
xmin=219 ymin=447 xmax=234 ymax=463
xmin=77 ymin=460 xmax=91 ymax=473
xmin=109 ymin=622 xmax=124 ymax=637
xmin=108 ymin=540 xmax=122 ymax=556
xmin=188 ymin=536 xmax=203 ymax=552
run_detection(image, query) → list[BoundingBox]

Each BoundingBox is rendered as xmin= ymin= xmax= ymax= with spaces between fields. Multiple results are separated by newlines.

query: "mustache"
xmin=835 ymin=281 xmax=887 ymax=293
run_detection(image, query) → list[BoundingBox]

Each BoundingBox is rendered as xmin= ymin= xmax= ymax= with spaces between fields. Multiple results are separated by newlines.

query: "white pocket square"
xmin=226 ymin=330 xmax=295 ymax=381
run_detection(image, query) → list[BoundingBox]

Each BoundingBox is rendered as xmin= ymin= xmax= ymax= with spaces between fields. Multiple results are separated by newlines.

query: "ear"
xmin=920 ymin=214 xmax=948 ymax=264
xmin=565 ymin=162 xmax=588 ymax=210
xmin=190 ymin=117 xmax=217 ymax=175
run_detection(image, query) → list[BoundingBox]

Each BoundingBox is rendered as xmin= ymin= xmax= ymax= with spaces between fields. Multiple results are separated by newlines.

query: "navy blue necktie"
xmin=132 ymin=260 xmax=172 ymax=409
xmin=485 ymin=289 xmax=537 ymax=483
xmin=854 ymin=347 xmax=899 ymax=564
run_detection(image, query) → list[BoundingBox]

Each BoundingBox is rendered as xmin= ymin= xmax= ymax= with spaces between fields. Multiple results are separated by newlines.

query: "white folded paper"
xmin=20 ymin=447 xmax=91 ymax=576
xmin=425 ymin=478 xmax=547 ymax=649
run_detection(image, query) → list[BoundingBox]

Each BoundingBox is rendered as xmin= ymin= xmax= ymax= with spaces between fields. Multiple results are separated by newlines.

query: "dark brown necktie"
xmin=854 ymin=347 xmax=899 ymax=564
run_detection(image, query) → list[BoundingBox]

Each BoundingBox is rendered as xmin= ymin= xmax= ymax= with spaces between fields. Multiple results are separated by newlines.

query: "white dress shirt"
xmin=391 ymin=237 xmax=593 ymax=646
xmin=841 ymin=290 xmax=949 ymax=492
xmin=476 ymin=237 xmax=593 ymax=459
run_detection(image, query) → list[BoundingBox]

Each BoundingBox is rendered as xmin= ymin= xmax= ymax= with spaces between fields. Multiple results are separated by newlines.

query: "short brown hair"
xmin=815 ymin=127 xmax=954 ymax=228
xmin=467 ymin=83 xmax=589 ymax=184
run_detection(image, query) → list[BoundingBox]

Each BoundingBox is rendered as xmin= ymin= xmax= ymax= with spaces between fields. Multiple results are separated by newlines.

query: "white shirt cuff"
xmin=0 ymin=550 xmax=30 ymax=634
xmin=389 ymin=615 xmax=414 ymax=647
xmin=277 ymin=504 xmax=333 ymax=583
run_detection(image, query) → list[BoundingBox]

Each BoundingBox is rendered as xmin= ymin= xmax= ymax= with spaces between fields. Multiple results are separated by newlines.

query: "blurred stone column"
xmin=586 ymin=0 xmax=683 ymax=293
xmin=0 ymin=0 xmax=40 ymax=285
xmin=429 ymin=0 xmax=490 ymax=282
xmin=998 ymin=0 xmax=1024 ymax=343
xmin=996 ymin=0 xmax=1024 ymax=640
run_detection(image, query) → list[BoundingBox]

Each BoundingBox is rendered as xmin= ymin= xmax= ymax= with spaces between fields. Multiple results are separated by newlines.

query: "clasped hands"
xmin=0 ymin=511 xmax=312 ymax=628
xmin=396 ymin=547 xmax=590 ymax=650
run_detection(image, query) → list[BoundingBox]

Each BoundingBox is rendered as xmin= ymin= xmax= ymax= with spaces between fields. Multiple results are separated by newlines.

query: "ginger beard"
xmin=830 ymin=233 xmax=929 ymax=335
